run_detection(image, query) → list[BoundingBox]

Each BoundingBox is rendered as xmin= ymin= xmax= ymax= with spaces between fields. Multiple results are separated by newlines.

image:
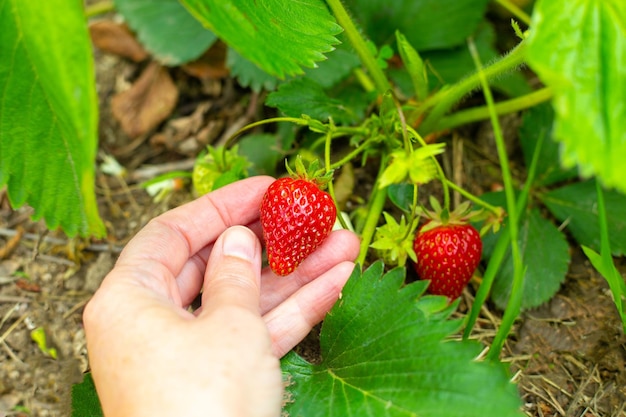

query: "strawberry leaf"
xmin=227 ymin=48 xmax=280 ymax=93
xmin=540 ymin=180 xmax=626 ymax=256
xmin=0 ymin=0 xmax=105 ymax=237
xmin=181 ymin=0 xmax=342 ymax=78
xmin=518 ymin=103 xmax=577 ymax=187
xmin=480 ymin=193 xmax=570 ymax=310
xmin=114 ymin=0 xmax=217 ymax=66
xmin=266 ymin=78 xmax=365 ymax=124
xmin=71 ymin=373 xmax=103 ymax=417
xmin=526 ymin=0 xmax=626 ymax=193
xmin=281 ymin=262 xmax=523 ymax=416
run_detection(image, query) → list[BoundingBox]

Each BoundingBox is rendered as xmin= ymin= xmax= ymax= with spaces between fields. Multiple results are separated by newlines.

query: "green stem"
xmin=463 ymin=129 xmax=544 ymax=340
xmin=465 ymin=38 xmax=523 ymax=361
xmin=85 ymin=0 xmax=115 ymax=18
xmin=492 ymin=0 xmax=531 ymax=25
xmin=415 ymin=41 xmax=527 ymax=133
xmin=325 ymin=128 xmax=350 ymax=230
xmin=357 ymin=161 xmax=389 ymax=266
xmin=444 ymin=180 xmax=501 ymax=214
xmin=325 ymin=0 xmax=391 ymax=95
xmin=329 ymin=138 xmax=377 ymax=170
xmin=435 ymin=87 xmax=553 ymax=132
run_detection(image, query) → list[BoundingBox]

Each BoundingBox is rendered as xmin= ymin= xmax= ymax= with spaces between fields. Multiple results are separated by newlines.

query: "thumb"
xmin=201 ymin=225 xmax=262 ymax=313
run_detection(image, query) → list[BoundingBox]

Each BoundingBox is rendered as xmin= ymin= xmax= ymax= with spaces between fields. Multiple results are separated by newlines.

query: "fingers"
xmin=200 ymin=226 xmax=263 ymax=314
xmin=116 ymin=176 xmax=274 ymax=280
xmin=259 ymin=229 xmax=360 ymax=314
xmin=264 ymin=261 xmax=357 ymax=357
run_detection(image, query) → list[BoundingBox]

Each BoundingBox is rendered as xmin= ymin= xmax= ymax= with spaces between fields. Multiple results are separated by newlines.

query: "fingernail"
xmin=221 ymin=226 xmax=257 ymax=262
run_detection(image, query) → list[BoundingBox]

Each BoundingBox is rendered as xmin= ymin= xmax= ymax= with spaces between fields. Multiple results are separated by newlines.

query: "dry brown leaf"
xmin=182 ymin=41 xmax=229 ymax=79
xmin=111 ymin=62 xmax=179 ymax=138
xmin=89 ymin=20 xmax=148 ymax=62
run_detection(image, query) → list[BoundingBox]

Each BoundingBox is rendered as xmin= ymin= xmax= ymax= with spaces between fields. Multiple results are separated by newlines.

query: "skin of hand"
xmin=83 ymin=176 xmax=360 ymax=417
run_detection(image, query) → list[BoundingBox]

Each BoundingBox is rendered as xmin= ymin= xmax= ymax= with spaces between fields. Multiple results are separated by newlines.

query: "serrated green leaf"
xmin=0 ymin=0 xmax=105 ymax=237
xmin=227 ymin=48 xmax=280 ymax=92
xmin=481 ymin=193 xmax=570 ymax=310
xmin=266 ymin=78 xmax=363 ymax=124
xmin=181 ymin=0 xmax=342 ymax=78
xmin=526 ymin=0 xmax=626 ymax=193
xmin=238 ymin=133 xmax=282 ymax=176
xmin=344 ymin=0 xmax=490 ymax=51
xmin=519 ymin=103 xmax=578 ymax=187
xmin=303 ymin=41 xmax=361 ymax=89
xmin=71 ymin=373 xmax=103 ymax=417
xmin=540 ymin=180 xmax=626 ymax=256
xmin=281 ymin=262 xmax=523 ymax=417
xmin=114 ymin=0 xmax=216 ymax=66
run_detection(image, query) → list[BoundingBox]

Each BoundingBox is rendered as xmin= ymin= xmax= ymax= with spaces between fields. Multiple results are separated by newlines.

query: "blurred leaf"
xmin=181 ymin=0 xmax=342 ymax=78
xmin=238 ymin=133 xmax=282 ymax=176
xmin=519 ymin=103 xmax=578 ymax=187
xmin=71 ymin=373 xmax=103 ymax=417
xmin=344 ymin=0 xmax=490 ymax=50
xmin=114 ymin=0 xmax=217 ymax=66
xmin=0 ymin=0 xmax=105 ymax=237
xmin=227 ymin=48 xmax=280 ymax=92
xmin=526 ymin=0 xmax=626 ymax=193
xmin=540 ymin=180 xmax=626 ymax=256
xmin=281 ymin=262 xmax=523 ymax=416
xmin=422 ymin=23 xmax=531 ymax=97
xmin=396 ymin=31 xmax=428 ymax=101
xmin=266 ymin=78 xmax=364 ymax=124
xmin=481 ymin=192 xmax=570 ymax=310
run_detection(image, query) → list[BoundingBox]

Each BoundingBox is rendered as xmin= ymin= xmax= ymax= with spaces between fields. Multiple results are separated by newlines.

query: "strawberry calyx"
xmin=418 ymin=196 xmax=482 ymax=233
xmin=286 ymin=155 xmax=334 ymax=190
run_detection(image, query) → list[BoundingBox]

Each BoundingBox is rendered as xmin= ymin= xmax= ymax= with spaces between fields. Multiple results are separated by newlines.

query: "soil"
xmin=1 ymin=20 xmax=626 ymax=417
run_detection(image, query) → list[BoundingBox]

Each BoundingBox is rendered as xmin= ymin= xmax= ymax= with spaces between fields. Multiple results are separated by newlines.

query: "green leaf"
xmin=481 ymin=193 xmax=570 ymax=310
xmin=344 ymin=0 xmax=490 ymax=51
xmin=238 ymin=133 xmax=282 ymax=176
xmin=303 ymin=40 xmax=361 ymax=89
xmin=114 ymin=0 xmax=217 ymax=66
xmin=0 ymin=0 xmax=105 ymax=237
xmin=282 ymin=262 xmax=523 ymax=416
xmin=526 ymin=0 xmax=626 ymax=193
xmin=387 ymin=183 xmax=414 ymax=212
xmin=71 ymin=373 xmax=103 ymax=417
xmin=395 ymin=31 xmax=428 ymax=101
xmin=227 ymin=48 xmax=280 ymax=92
xmin=181 ymin=0 xmax=342 ymax=78
xmin=519 ymin=103 xmax=578 ymax=187
xmin=582 ymin=245 xmax=626 ymax=332
xmin=540 ymin=180 xmax=626 ymax=256
xmin=266 ymin=78 xmax=364 ymax=124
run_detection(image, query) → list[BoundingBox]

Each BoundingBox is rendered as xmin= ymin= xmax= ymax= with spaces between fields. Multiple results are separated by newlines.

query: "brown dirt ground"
xmin=1 ymin=32 xmax=626 ymax=417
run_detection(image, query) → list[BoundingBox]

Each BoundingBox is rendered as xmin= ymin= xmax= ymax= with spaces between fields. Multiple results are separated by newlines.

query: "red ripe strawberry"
xmin=413 ymin=205 xmax=482 ymax=300
xmin=260 ymin=159 xmax=337 ymax=276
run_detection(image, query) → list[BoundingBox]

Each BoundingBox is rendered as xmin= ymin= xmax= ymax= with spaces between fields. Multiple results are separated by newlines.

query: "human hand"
xmin=83 ymin=176 xmax=360 ymax=417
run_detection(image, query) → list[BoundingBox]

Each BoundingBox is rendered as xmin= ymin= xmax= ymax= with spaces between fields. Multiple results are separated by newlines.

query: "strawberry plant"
xmin=2 ymin=0 xmax=625 ymax=415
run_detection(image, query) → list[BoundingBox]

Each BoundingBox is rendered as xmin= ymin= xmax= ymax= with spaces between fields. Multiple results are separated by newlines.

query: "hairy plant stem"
xmin=326 ymin=0 xmax=391 ymax=95
xmin=466 ymin=38 xmax=523 ymax=361
xmin=435 ymin=87 xmax=553 ymax=132
xmin=415 ymin=41 xmax=527 ymax=134
xmin=357 ymin=160 xmax=389 ymax=266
